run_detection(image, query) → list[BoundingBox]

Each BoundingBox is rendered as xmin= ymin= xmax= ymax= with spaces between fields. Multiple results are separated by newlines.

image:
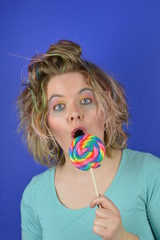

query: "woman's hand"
xmin=90 ymin=195 xmax=139 ymax=240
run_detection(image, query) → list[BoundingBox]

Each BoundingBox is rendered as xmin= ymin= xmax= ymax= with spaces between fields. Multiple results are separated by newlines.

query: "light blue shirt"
xmin=21 ymin=149 xmax=160 ymax=239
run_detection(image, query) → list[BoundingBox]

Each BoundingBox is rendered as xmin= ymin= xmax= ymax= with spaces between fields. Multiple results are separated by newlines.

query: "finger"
xmin=93 ymin=224 xmax=110 ymax=238
xmin=94 ymin=217 xmax=110 ymax=228
xmin=90 ymin=196 xmax=118 ymax=213
xmin=94 ymin=212 xmax=122 ymax=231
xmin=95 ymin=208 xmax=114 ymax=219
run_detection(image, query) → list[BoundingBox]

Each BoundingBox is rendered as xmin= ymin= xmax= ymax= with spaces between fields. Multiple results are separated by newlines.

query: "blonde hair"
xmin=17 ymin=40 xmax=129 ymax=167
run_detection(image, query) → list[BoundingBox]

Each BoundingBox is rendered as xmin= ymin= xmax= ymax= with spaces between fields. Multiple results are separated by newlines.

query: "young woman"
xmin=18 ymin=40 xmax=160 ymax=239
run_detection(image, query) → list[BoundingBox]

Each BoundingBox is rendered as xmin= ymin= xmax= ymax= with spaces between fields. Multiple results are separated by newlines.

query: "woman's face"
xmin=47 ymin=72 xmax=105 ymax=157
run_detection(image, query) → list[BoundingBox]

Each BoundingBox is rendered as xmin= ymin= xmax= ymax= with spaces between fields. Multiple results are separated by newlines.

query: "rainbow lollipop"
xmin=69 ymin=134 xmax=105 ymax=196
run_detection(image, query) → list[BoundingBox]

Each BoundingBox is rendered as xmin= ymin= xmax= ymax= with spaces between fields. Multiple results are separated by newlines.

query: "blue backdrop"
xmin=1 ymin=0 xmax=160 ymax=239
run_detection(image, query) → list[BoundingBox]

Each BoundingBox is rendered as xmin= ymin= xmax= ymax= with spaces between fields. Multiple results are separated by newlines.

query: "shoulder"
xmin=122 ymin=149 xmax=160 ymax=201
xmin=21 ymin=168 xmax=55 ymax=203
xmin=25 ymin=168 xmax=54 ymax=189
xmin=124 ymin=148 xmax=160 ymax=166
xmin=124 ymin=148 xmax=160 ymax=181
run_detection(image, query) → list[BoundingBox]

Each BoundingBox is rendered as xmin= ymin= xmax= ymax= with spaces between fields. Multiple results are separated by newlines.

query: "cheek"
xmin=47 ymin=114 xmax=60 ymax=134
xmin=47 ymin=115 xmax=69 ymax=152
xmin=47 ymin=114 xmax=66 ymax=145
xmin=96 ymin=110 xmax=105 ymax=127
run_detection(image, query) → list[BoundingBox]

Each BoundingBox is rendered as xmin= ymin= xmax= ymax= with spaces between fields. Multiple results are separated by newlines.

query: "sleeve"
xmin=20 ymin=183 xmax=42 ymax=240
xmin=145 ymin=154 xmax=160 ymax=239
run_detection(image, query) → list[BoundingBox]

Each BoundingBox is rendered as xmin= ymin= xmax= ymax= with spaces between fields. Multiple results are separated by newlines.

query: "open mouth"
xmin=72 ymin=128 xmax=86 ymax=138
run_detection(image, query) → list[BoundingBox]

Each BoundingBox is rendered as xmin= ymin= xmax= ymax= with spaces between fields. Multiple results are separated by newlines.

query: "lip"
xmin=71 ymin=127 xmax=86 ymax=138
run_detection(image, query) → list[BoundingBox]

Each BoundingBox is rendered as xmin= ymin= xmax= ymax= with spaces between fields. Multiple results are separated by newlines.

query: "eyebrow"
xmin=48 ymin=87 xmax=93 ymax=103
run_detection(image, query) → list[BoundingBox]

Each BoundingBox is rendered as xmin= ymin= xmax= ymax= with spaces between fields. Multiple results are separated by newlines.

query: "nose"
xmin=69 ymin=111 xmax=83 ymax=123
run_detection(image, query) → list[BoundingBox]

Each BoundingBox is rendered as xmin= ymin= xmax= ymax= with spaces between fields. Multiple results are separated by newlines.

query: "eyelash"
xmin=52 ymin=98 xmax=92 ymax=112
xmin=81 ymin=98 xmax=92 ymax=105
xmin=54 ymin=104 xmax=65 ymax=111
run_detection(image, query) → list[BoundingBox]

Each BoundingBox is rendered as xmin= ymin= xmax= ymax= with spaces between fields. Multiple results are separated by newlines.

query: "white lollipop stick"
xmin=90 ymin=167 xmax=99 ymax=197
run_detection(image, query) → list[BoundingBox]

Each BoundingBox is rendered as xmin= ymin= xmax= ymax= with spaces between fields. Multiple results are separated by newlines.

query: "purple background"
xmin=0 ymin=0 xmax=160 ymax=239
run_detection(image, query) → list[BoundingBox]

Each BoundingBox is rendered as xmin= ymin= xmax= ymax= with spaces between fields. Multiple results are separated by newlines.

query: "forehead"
xmin=47 ymin=72 xmax=91 ymax=99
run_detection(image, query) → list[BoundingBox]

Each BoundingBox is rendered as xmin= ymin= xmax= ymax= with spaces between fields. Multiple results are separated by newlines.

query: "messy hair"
xmin=17 ymin=40 xmax=129 ymax=167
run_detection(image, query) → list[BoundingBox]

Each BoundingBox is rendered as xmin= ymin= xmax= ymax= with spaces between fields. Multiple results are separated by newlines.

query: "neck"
xmin=56 ymin=149 xmax=119 ymax=180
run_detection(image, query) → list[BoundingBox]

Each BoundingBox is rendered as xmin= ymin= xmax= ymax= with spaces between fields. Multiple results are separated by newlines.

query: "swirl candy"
xmin=69 ymin=134 xmax=105 ymax=171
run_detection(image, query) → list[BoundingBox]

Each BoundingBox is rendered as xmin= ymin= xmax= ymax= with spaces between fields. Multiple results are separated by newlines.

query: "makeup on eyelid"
xmin=79 ymin=91 xmax=95 ymax=101
xmin=49 ymin=99 xmax=65 ymax=112
xmin=49 ymin=90 xmax=96 ymax=111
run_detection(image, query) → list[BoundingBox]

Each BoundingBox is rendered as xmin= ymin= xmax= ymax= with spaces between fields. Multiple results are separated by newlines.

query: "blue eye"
xmin=54 ymin=104 xmax=65 ymax=111
xmin=81 ymin=98 xmax=92 ymax=104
